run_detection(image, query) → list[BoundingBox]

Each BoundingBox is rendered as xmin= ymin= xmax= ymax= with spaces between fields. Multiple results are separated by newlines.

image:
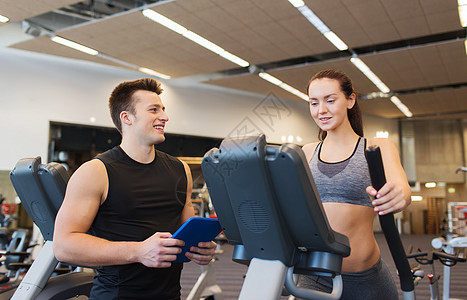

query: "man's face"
xmin=128 ymin=90 xmax=169 ymax=145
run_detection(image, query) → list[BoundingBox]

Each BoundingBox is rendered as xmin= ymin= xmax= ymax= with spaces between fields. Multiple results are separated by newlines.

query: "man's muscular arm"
xmin=53 ymin=159 xmax=183 ymax=267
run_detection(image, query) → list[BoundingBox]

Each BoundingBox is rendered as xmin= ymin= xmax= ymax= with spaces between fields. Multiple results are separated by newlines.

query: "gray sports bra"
xmin=308 ymin=137 xmax=373 ymax=207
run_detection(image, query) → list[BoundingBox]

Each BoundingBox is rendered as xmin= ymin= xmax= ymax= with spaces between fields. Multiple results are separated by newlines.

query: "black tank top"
xmin=90 ymin=146 xmax=187 ymax=300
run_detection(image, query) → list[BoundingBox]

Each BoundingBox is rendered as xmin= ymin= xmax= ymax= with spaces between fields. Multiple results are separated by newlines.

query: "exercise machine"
xmin=186 ymin=262 xmax=223 ymax=300
xmin=0 ymin=229 xmax=30 ymax=285
xmin=430 ymin=201 xmax=467 ymax=300
xmin=8 ymin=156 xmax=223 ymax=300
xmin=201 ymin=134 xmax=416 ymax=299
xmin=202 ymin=135 xmax=350 ymax=300
xmin=407 ymin=248 xmax=465 ymax=300
xmin=366 ymin=145 xmax=415 ymax=299
xmin=6 ymin=157 xmax=94 ymax=300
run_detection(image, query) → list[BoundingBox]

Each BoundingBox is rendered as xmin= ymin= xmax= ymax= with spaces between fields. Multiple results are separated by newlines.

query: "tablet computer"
xmin=171 ymin=217 xmax=222 ymax=263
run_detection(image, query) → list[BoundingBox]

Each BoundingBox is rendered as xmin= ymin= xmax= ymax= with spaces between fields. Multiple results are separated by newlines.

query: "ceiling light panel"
xmin=49 ymin=35 xmax=171 ymax=79
xmin=51 ymin=36 xmax=98 ymax=56
xmin=331 ymin=0 xmax=462 ymax=48
xmin=350 ymin=57 xmax=390 ymax=93
xmin=286 ymin=1 xmax=351 ymax=55
xmin=288 ymin=0 xmax=305 ymax=8
xmin=259 ymin=72 xmax=308 ymax=101
xmin=296 ymin=5 xmax=330 ymax=33
xmin=0 ymin=0 xmax=80 ymax=21
xmin=40 ymin=6 xmax=237 ymax=77
xmin=358 ymin=97 xmax=407 ymax=119
xmin=9 ymin=0 xmax=340 ymax=77
xmin=138 ymin=67 xmax=171 ymax=80
xmin=10 ymin=36 xmax=130 ymax=71
xmin=323 ymin=31 xmax=348 ymax=50
xmin=178 ymin=0 xmax=335 ymax=62
xmin=204 ymin=73 xmax=309 ymax=102
xmin=142 ymin=8 xmax=249 ymax=68
xmin=0 ymin=14 xmax=9 ymax=23
xmin=459 ymin=3 xmax=467 ymax=26
xmin=355 ymin=41 xmax=467 ymax=91
xmin=142 ymin=9 xmax=188 ymax=34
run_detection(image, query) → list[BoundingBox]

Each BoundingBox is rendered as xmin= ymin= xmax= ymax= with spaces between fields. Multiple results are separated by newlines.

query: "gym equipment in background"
xmin=407 ymin=246 xmax=465 ymax=300
xmin=430 ymin=201 xmax=467 ymax=300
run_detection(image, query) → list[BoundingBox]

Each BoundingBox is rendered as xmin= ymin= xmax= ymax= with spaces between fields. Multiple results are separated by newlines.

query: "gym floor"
xmin=181 ymin=233 xmax=467 ymax=300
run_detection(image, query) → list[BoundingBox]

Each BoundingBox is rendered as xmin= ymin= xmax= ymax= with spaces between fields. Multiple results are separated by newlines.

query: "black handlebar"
xmin=365 ymin=145 xmax=415 ymax=293
xmin=407 ymin=250 xmax=467 ymax=266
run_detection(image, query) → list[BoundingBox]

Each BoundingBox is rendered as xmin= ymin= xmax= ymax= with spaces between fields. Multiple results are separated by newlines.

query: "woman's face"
xmin=308 ymin=78 xmax=354 ymax=133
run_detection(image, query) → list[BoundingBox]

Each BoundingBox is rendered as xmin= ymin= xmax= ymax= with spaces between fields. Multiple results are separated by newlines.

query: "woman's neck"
xmin=320 ymin=129 xmax=360 ymax=162
xmin=323 ymin=122 xmax=359 ymax=146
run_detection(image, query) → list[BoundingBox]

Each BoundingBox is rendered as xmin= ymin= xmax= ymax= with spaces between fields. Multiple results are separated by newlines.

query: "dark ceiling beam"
xmin=397 ymin=110 xmax=467 ymax=120
xmin=215 ymin=29 xmax=466 ymax=78
xmin=360 ymin=82 xmax=467 ymax=100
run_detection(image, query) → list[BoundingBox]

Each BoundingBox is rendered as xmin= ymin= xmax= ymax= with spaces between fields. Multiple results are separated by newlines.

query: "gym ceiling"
xmin=1 ymin=0 xmax=466 ymax=119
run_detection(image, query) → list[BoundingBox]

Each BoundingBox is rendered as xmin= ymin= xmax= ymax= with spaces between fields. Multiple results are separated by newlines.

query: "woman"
xmin=300 ymin=69 xmax=411 ymax=299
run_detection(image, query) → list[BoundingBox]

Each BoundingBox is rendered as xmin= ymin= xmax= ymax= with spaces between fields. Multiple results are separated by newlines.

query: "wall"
xmin=0 ymin=23 xmax=400 ymax=205
xmin=363 ymin=114 xmax=400 ymax=148
xmin=0 ymin=47 xmax=319 ymax=170
xmin=0 ymin=171 xmax=16 ymax=207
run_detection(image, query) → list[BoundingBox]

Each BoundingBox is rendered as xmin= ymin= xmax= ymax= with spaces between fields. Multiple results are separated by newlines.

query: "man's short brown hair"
xmin=109 ymin=78 xmax=163 ymax=133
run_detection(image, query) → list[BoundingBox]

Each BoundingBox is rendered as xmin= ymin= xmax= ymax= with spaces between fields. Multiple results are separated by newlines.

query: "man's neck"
xmin=120 ymin=137 xmax=156 ymax=164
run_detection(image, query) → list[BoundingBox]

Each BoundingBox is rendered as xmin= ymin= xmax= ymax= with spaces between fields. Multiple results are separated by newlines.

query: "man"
xmin=53 ymin=78 xmax=216 ymax=299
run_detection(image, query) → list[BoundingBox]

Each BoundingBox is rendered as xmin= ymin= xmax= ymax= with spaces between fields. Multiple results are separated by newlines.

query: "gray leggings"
xmin=298 ymin=258 xmax=398 ymax=300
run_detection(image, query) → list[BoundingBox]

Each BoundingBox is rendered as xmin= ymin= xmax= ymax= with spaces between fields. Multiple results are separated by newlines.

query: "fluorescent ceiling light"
xmin=389 ymin=96 xmax=402 ymax=105
xmin=142 ymin=9 xmax=187 ymax=34
xmin=142 ymin=9 xmax=249 ymax=67
xmin=350 ymin=57 xmax=390 ymax=93
xmin=259 ymin=72 xmax=282 ymax=86
xmin=138 ymin=67 xmax=171 ymax=80
xmin=218 ymin=51 xmax=249 ymax=68
xmin=288 ymin=0 xmax=305 ymax=8
xmin=297 ymin=6 xmax=329 ymax=33
xmin=259 ymin=72 xmax=308 ymax=101
xmin=182 ymin=31 xmax=224 ymax=54
xmin=182 ymin=32 xmax=249 ymax=66
xmin=411 ymin=196 xmax=423 ymax=201
xmin=51 ymin=34 xmax=171 ymax=79
xmin=390 ymin=96 xmax=413 ymax=117
xmin=425 ymin=182 xmax=436 ymax=188
xmin=0 ymin=14 xmax=9 ymax=23
xmin=459 ymin=4 xmax=467 ymax=27
xmin=51 ymin=36 xmax=98 ymax=56
xmin=323 ymin=31 xmax=348 ymax=50
xmin=290 ymin=2 xmax=351 ymax=53
xmin=351 ymin=56 xmax=412 ymax=117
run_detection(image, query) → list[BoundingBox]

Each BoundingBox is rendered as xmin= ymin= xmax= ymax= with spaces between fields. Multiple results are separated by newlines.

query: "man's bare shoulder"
xmin=71 ymin=159 xmax=106 ymax=179
xmin=66 ymin=159 xmax=107 ymax=198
